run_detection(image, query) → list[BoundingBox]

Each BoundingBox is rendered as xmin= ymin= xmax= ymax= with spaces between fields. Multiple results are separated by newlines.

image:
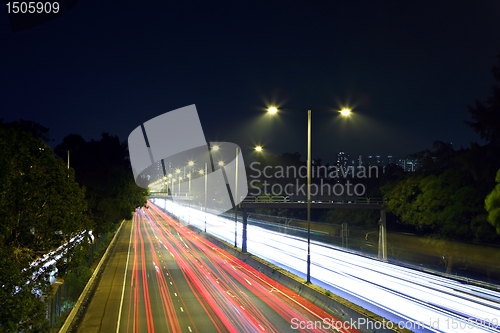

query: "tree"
xmin=485 ymin=169 xmax=500 ymax=234
xmin=0 ymin=119 xmax=51 ymax=143
xmin=408 ymin=141 xmax=458 ymax=174
xmin=56 ymin=133 xmax=147 ymax=235
xmin=381 ymin=139 xmax=498 ymax=242
xmin=466 ymin=52 xmax=500 ymax=146
xmin=0 ymin=127 xmax=92 ymax=332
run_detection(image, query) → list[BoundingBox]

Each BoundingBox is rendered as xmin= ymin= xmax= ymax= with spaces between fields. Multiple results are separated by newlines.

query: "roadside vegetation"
xmin=0 ymin=120 xmax=147 ymax=332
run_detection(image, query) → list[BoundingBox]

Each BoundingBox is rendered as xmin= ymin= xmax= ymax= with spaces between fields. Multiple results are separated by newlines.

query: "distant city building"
xmin=398 ymin=158 xmax=420 ymax=172
xmin=335 ymin=152 xmax=419 ymax=172
xmin=365 ymin=154 xmax=383 ymax=166
xmin=357 ymin=155 xmax=363 ymax=168
xmin=336 ymin=152 xmax=349 ymax=169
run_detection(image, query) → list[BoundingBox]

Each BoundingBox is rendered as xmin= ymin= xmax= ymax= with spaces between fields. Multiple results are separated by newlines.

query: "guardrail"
xmin=58 ymin=219 xmax=126 ymax=333
xmin=242 ymin=195 xmax=290 ymax=203
xmin=241 ymin=196 xmax=386 ymax=204
xmin=149 ymin=194 xmax=386 ymax=205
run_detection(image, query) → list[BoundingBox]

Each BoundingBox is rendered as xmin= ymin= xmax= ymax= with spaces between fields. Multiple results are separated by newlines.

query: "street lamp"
xmin=167 ymin=174 xmax=172 ymax=196
xmin=203 ymin=163 xmax=207 ymax=232
xmin=268 ymin=106 xmax=351 ymax=284
xmin=187 ymin=161 xmax=194 ymax=195
xmin=211 ymin=145 xmax=241 ymax=248
xmin=163 ymin=176 xmax=168 ymax=197
xmin=255 ymin=146 xmax=263 ymax=152
xmin=187 ymin=171 xmax=192 ymax=224
xmin=340 ymin=109 xmax=351 ymax=116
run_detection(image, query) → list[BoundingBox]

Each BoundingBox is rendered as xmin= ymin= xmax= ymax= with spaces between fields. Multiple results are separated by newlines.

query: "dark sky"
xmin=2 ymin=0 xmax=500 ymax=164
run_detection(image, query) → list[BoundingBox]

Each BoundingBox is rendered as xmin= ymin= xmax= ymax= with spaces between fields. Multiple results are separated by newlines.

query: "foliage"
xmin=382 ymin=53 xmax=500 ymax=242
xmin=465 ymin=53 xmax=500 ymax=146
xmin=0 ymin=118 xmax=51 ymax=143
xmin=63 ymin=266 xmax=92 ymax=304
xmin=382 ymin=144 xmax=497 ymax=242
xmin=0 ymin=126 xmax=91 ymax=332
xmin=55 ymin=133 xmax=148 ymax=236
xmin=485 ymin=169 xmax=500 ymax=234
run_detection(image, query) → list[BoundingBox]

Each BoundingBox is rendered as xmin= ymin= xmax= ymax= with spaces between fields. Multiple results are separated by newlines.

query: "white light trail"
xmin=152 ymin=199 xmax=500 ymax=333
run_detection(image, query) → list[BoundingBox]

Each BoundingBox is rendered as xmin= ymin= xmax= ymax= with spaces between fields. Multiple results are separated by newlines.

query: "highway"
xmin=153 ymin=198 xmax=500 ymax=333
xmin=77 ymin=204 xmax=356 ymax=333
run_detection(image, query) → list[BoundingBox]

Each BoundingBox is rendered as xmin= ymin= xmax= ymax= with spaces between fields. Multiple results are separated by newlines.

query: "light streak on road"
xmin=120 ymin=204 xmax=356 ymax=332
xmin=153 ymin=199 xmax=500 ymax=333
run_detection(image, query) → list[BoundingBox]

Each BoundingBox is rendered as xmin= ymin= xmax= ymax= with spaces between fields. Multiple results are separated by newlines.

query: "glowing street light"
xmin=268 ymin=107 xmax=278 ymax=114
xmin=218 ymin=161 xmax=224 ymax=166
xmin=340 ymin=109 xmax=351 ymax=116
xmin=188 ymin=161 xmax=194 ymax=166
xmin=255 ymin=146 xmax=263 ymax=152
xmin=212 ymin=145 xmax=220 ymax=151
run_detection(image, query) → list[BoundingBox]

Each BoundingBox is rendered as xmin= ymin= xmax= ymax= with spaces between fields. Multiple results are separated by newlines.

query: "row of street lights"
xmin=155 ymin=144 xmax=263 ymax=244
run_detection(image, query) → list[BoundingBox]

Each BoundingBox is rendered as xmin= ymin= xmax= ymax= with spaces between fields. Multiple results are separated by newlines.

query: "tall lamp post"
xmin=211 ymin=145 xmax=241 ymax=248
xmin=178 ymin=176 xmax=182 ymax=196
xmin=163 ymin=176 xmax=168 ymax=197
xmin=268 ymin=106 xmax=351 ymax=284
xmin=234 ymin=147 xmax=238 ymax=248
xmin=200 ymin=164 xmax=208 ymax=232
xmin=168 ymin=174 xmax=172 ymax=196
xmin=188 ymin=161 xmax=194 ymax=224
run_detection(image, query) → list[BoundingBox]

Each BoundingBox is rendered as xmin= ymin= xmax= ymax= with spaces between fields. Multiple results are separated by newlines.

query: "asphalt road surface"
xmin=76 ymin=205 xmax=355 ymax=333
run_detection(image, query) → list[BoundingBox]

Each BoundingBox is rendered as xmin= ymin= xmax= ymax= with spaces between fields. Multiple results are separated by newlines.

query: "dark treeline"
xmin=55 ymin=133 xmax=147 ymax=236
xmin=0 ymin=120 xmax=147 ymax=332
xmin=382 ymin=53 xmax=500 ymax=243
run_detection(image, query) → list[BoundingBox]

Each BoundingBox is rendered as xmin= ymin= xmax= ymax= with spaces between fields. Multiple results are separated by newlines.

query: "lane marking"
xmin=116 ymin=218 xmax=134 ymax=333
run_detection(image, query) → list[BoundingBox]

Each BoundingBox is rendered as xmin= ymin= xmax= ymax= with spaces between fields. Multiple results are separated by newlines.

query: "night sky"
xmin=2 ymin=1 xmax=500 ymax=164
